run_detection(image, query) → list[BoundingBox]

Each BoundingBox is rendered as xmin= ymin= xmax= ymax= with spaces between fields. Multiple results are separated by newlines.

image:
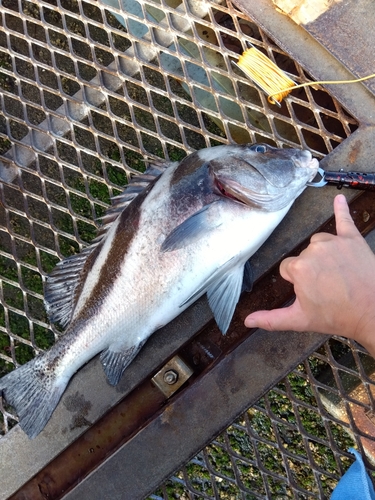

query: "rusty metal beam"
xmin=276 ymin=0 xmax=375 ymax=97
xmin=234 ymin=0 xmax=375 ymax=125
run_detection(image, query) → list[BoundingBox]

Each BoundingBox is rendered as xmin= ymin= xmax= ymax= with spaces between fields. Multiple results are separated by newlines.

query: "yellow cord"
xmin=237 ymin=48 xmax=295 ymax=105
xmin=237 ymin=46 xmax=375 ymax=105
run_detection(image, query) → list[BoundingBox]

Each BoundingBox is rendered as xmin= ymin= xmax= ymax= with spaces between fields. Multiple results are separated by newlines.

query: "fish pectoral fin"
xmin=207 ymin=265 xmax=245 ymax=335
xmin=161 ymin=202 xmax=221 ymax=252
xmin=100 ymin=341 xmax=146 ymax=386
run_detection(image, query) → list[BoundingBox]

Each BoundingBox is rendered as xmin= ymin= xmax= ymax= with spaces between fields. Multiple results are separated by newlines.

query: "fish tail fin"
xmin=0 ymin=358 xmax=68 ymax=439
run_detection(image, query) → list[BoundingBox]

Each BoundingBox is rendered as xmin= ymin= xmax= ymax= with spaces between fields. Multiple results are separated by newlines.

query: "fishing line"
xmin=235 ymin=45 xmax=375 ymax=106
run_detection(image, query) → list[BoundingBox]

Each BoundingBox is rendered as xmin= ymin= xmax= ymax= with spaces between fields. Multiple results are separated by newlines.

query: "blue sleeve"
xmin=331 ymin=448 xmax=375 ymax=500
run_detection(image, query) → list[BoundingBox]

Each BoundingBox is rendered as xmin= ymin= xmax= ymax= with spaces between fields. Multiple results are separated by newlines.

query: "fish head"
xmin=210 ymin=143 xmax=319 ymax=212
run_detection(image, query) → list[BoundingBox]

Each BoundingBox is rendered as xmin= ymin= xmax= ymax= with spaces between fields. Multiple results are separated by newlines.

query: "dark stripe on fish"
xmin=170 ymin=161 xmax=219 ymax=218
xmin=72 ymin=180 xmax=157 ymax=323
xmin=170 ymin=151 xmax=207 ymax=186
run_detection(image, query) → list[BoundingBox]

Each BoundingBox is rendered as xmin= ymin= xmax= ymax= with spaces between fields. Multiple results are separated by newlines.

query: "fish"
xmin=0 ymin=143 xmax=319 ymax=438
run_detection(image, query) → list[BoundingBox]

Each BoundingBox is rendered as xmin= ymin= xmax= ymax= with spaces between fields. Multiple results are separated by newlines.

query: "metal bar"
xmin=9 ymin=187 xmax=375 ymax=500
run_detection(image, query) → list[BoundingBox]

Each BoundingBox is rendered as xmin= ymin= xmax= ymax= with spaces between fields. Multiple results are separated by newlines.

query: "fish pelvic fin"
xmin=100 ymin=341 xmax=146 ymax=386
xmin=0 ymin=359 xmax=68 ymax=439
xmin=242 ymin=259 xmax=254 ymax=293
xmin=207 ymin=265 xmax=245 ymax=335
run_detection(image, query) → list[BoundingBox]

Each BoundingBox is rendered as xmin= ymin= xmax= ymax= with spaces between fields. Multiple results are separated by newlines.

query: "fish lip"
xmin=306 ymin=158 xmax=320 ymax=181
xmin=294 ymin=154 xmax=319 ymax=182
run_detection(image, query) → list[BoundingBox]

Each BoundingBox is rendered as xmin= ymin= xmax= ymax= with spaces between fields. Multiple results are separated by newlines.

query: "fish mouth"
xmin=306 ymin=157 xmax=320 ymax=182
xmin=215 ymin=177 xmax=247 ymax=205
xmin=294 ymin=152 xmax=319 ymax=182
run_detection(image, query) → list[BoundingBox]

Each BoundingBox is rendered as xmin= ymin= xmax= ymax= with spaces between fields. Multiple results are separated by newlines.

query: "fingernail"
xmin=336 ymin=193 xmax=346 ymax=204
xmin=245 ymin=316 xmax=257 ymax=328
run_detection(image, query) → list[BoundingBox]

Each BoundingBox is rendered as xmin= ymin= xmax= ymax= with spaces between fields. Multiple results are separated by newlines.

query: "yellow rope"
xmin=237 ymin=48 xmax=295 ymax=104
xmin=237 ymin=46 xmax=375 ymax=105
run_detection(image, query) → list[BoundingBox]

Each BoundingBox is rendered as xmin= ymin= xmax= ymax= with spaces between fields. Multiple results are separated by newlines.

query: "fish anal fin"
xmin=100 ymin=341 xmax=146 ymax=386
xmin=207 ymin=265 xmax=244 ymax=335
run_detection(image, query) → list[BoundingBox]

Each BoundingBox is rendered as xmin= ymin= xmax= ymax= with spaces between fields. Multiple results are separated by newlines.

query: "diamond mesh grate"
xmin=1 ymin=0 xmax=373 ymax=496
xmin=150 ymin=337 xmax=375 ymax=498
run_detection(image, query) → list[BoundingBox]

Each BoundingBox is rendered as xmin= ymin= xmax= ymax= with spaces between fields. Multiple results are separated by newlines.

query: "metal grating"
xmin=0 ymin=0 xmax=358 ymax=433
xmin=1 ymin=0 xmax=374 ymax=498
xmin=150 ymin=335 xmax=375 ymax=498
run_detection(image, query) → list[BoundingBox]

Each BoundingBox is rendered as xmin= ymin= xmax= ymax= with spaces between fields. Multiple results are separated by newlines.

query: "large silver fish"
xmin=0 ymin=143 xmax=318 ymax=438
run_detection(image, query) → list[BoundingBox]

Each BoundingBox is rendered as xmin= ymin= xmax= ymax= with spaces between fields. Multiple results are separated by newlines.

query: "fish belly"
xmin=115 ymin=200 xmax=293 ymax=338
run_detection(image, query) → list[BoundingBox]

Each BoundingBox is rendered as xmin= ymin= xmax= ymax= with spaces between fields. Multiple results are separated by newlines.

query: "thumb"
xmin=244 ymin=304 xmax=308 ymax=332
xmin=334 ymin=194 xmax=358 ymax=237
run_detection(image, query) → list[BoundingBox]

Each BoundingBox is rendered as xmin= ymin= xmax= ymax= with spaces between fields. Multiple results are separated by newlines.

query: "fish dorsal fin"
xmin=95 ymin=162 xmax=169 ymax=244
xmin=44 ymin=161 xmax=170 ymax=328
xmin=44 ymin=246 xmax=97 ymax=328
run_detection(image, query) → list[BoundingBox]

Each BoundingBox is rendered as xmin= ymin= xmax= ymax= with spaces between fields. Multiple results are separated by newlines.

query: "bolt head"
xmin=164 ymin=370 xmax=178 ymax=385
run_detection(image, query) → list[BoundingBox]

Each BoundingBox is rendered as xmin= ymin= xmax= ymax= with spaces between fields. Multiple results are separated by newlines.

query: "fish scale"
xmin=0 ymin=143 xmax=318 ymax=438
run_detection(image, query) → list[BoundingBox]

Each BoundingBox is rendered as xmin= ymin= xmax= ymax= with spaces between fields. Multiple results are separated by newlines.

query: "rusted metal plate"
xmin=62 ymin=333 xmax=328 ymax=500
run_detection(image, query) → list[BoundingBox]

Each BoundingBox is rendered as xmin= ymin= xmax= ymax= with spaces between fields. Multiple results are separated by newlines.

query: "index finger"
xmin=334 ymin=194 xmax=358 ymax=238
xmin=279 ymin=256 xmax=296 ymax=283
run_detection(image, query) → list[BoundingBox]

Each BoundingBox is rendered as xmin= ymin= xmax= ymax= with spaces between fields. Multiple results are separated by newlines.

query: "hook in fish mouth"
xmin=306 ymin=167 xmax=327 ymax=187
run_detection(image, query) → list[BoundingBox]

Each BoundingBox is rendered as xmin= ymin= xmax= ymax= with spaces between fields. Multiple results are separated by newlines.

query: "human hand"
xmin=245 ymin=194 xmax=375 ymax=355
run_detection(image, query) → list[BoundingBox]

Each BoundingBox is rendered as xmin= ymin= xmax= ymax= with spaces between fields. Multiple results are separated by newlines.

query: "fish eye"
xmin=250 ymin=144 xmax=267 ymax=153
